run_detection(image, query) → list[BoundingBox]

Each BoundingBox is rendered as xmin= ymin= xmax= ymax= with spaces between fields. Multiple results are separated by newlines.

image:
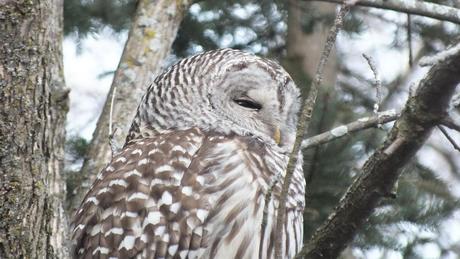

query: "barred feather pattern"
xmin=72 ymin=49 xmax=305 ymax=258
xmin=126 ymin=49 xmax=300 ymax=147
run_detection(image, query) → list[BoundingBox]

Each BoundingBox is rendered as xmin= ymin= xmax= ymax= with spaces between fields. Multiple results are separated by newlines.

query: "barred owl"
xmin=71 ymin=49 xmax=305 ymax=259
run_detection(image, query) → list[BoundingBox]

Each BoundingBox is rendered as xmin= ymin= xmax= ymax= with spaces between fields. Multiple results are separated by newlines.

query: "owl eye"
xmin=233 ymin=98 xmax=262 ymax=110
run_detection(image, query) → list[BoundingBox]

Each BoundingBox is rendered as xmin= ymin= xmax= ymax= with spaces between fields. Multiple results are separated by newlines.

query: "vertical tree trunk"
xmin=286 ymin=1 xmax=337 ymax=86
xmin=0 ymin=1 xmax=69 ymax=258
xmin=69 ymin=0 xmax=191 ymax=213
xmin=286 ymin=2 xmax=356 ymax=258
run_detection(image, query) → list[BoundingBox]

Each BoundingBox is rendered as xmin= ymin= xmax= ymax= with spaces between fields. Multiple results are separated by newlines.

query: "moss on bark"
xmin=0 ymin=1 xmax=68 ymax=258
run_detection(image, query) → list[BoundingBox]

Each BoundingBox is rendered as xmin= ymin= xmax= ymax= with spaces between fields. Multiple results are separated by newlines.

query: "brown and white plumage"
xmin=71 ymin=49 xmax=305 ymax=258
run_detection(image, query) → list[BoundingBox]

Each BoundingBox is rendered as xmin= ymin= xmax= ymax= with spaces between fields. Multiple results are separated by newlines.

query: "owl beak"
xmin=274 ymin=127 xmax=281 ymax=145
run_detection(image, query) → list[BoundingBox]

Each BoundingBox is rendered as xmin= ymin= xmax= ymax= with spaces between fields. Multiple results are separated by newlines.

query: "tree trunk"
xmin=69 ymin=0 xmax=191 ymax=214
xmin=0 ymin=1 xmax=69 ymax=258
xmin=286 ymin=1 xmax=337 ymax=87
xmin=286 ymin=0 xmax=341 ymax=242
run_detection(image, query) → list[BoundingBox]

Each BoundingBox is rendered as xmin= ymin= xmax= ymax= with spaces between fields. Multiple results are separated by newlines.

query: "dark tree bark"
xmin=0 ymin=1 xmax=69 ymax=258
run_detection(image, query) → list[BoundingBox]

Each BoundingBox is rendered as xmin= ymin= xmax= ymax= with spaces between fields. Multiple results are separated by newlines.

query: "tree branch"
xmin=407 ymin=14 xmax=413 ymax=67
xmin=295 ymin=42 xmax=460 ymax=259
xmin=301 ymin=110 xmax=399 ymax=150
xmin=362 ymin=53 xmax=382 ymax=114
xmin=441 ymin=116 xmax=460 ymax=132
xmin=274 ymin=2 xmax=355 ymax=258
xmin=69 ymin=0 xmax=191 ymax=214
xmin=304 ymin=0 xmax=460 ymax=25
xmin=438 ymin=125 xmax=460 ymax=152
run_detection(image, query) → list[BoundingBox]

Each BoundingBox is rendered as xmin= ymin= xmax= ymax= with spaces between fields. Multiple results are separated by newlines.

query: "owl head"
xmin=128 ymin=49 xmax=301 ymax=151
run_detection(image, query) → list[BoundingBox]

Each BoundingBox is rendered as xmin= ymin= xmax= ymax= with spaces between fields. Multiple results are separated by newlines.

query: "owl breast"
xmin=199 ymin=133 xmax=305 ymax=259
xmin=71 ymin=127 xmax=305 ymax=259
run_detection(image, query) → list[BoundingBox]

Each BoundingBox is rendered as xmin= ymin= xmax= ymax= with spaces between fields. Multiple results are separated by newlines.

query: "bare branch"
xmin=295 ymin=42 xmax=460 ymax=259
xmin=362 ymin=53 xmax=382 ymax=114
xmin=304 ymin=0 xmax=460 ymax=25
xmin=301 ymin=110 xmax=399 ymax=150
xmin=407 ymin=14 xmax=413 ymax=67
xmin=441 ymin=117 xmax=460 ymax=132
xmin=438 ymin=125 xmax=460 ymax=152
xmin=108 ymin=128 xmax=118 ymax=158
xmin=420 ymin=43 xmax=460 ymax=66
xmin=274 ymin=2 xmax=355 ymax=258
xmin=108 ymin=85 xmax=118 ymax=157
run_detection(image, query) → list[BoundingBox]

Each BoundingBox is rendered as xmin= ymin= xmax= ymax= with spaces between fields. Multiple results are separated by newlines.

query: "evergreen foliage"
xmin=64 ymin=0 xmax=136 ymax=36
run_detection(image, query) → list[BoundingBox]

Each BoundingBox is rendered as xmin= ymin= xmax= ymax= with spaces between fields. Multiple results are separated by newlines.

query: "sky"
xmin=63 ymin=29 xmax=126 ymax=140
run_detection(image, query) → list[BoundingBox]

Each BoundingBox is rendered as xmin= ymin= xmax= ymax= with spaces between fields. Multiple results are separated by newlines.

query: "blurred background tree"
xmin=64 ymin=0 xmax=460 ymax=258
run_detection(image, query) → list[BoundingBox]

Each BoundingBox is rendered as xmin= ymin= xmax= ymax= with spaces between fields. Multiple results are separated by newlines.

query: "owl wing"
xmin=71 ymin=127 xmax=274 ymax=259
xmin=71 ymin=127 xmax=207 ymax=258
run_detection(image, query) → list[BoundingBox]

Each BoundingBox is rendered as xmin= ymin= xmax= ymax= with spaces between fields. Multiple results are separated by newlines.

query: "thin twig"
xmin=301 ymin=110 xmax=399 ymax=150
xmin=407 ymin=14 xmax=413 ymax=67
xmin=303 ymin=0 xmax=460 ymax=25
xmin=362 ymin=53 xmax=382 ymax=114
xmin=441 ymin=117 xmax=460 ymax=132
xmin=273 ymin=3 xmax=355 ymax=258
xmin=109 ymin=86 xmax=118 ymax=157
xmin=438 ymin=125 xmax=460 ymax=152
xmin=304 ymin=94 xmax=331 ymax=184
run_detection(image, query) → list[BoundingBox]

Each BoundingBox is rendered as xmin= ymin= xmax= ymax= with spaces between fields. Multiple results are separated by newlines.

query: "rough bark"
xmin=0 ymin=1 xmax=69 ymax=258
xmin=69 ymin=0 xmax=191 ymax=213
xmin=295 ymin=44 xmax=460 ymax=258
